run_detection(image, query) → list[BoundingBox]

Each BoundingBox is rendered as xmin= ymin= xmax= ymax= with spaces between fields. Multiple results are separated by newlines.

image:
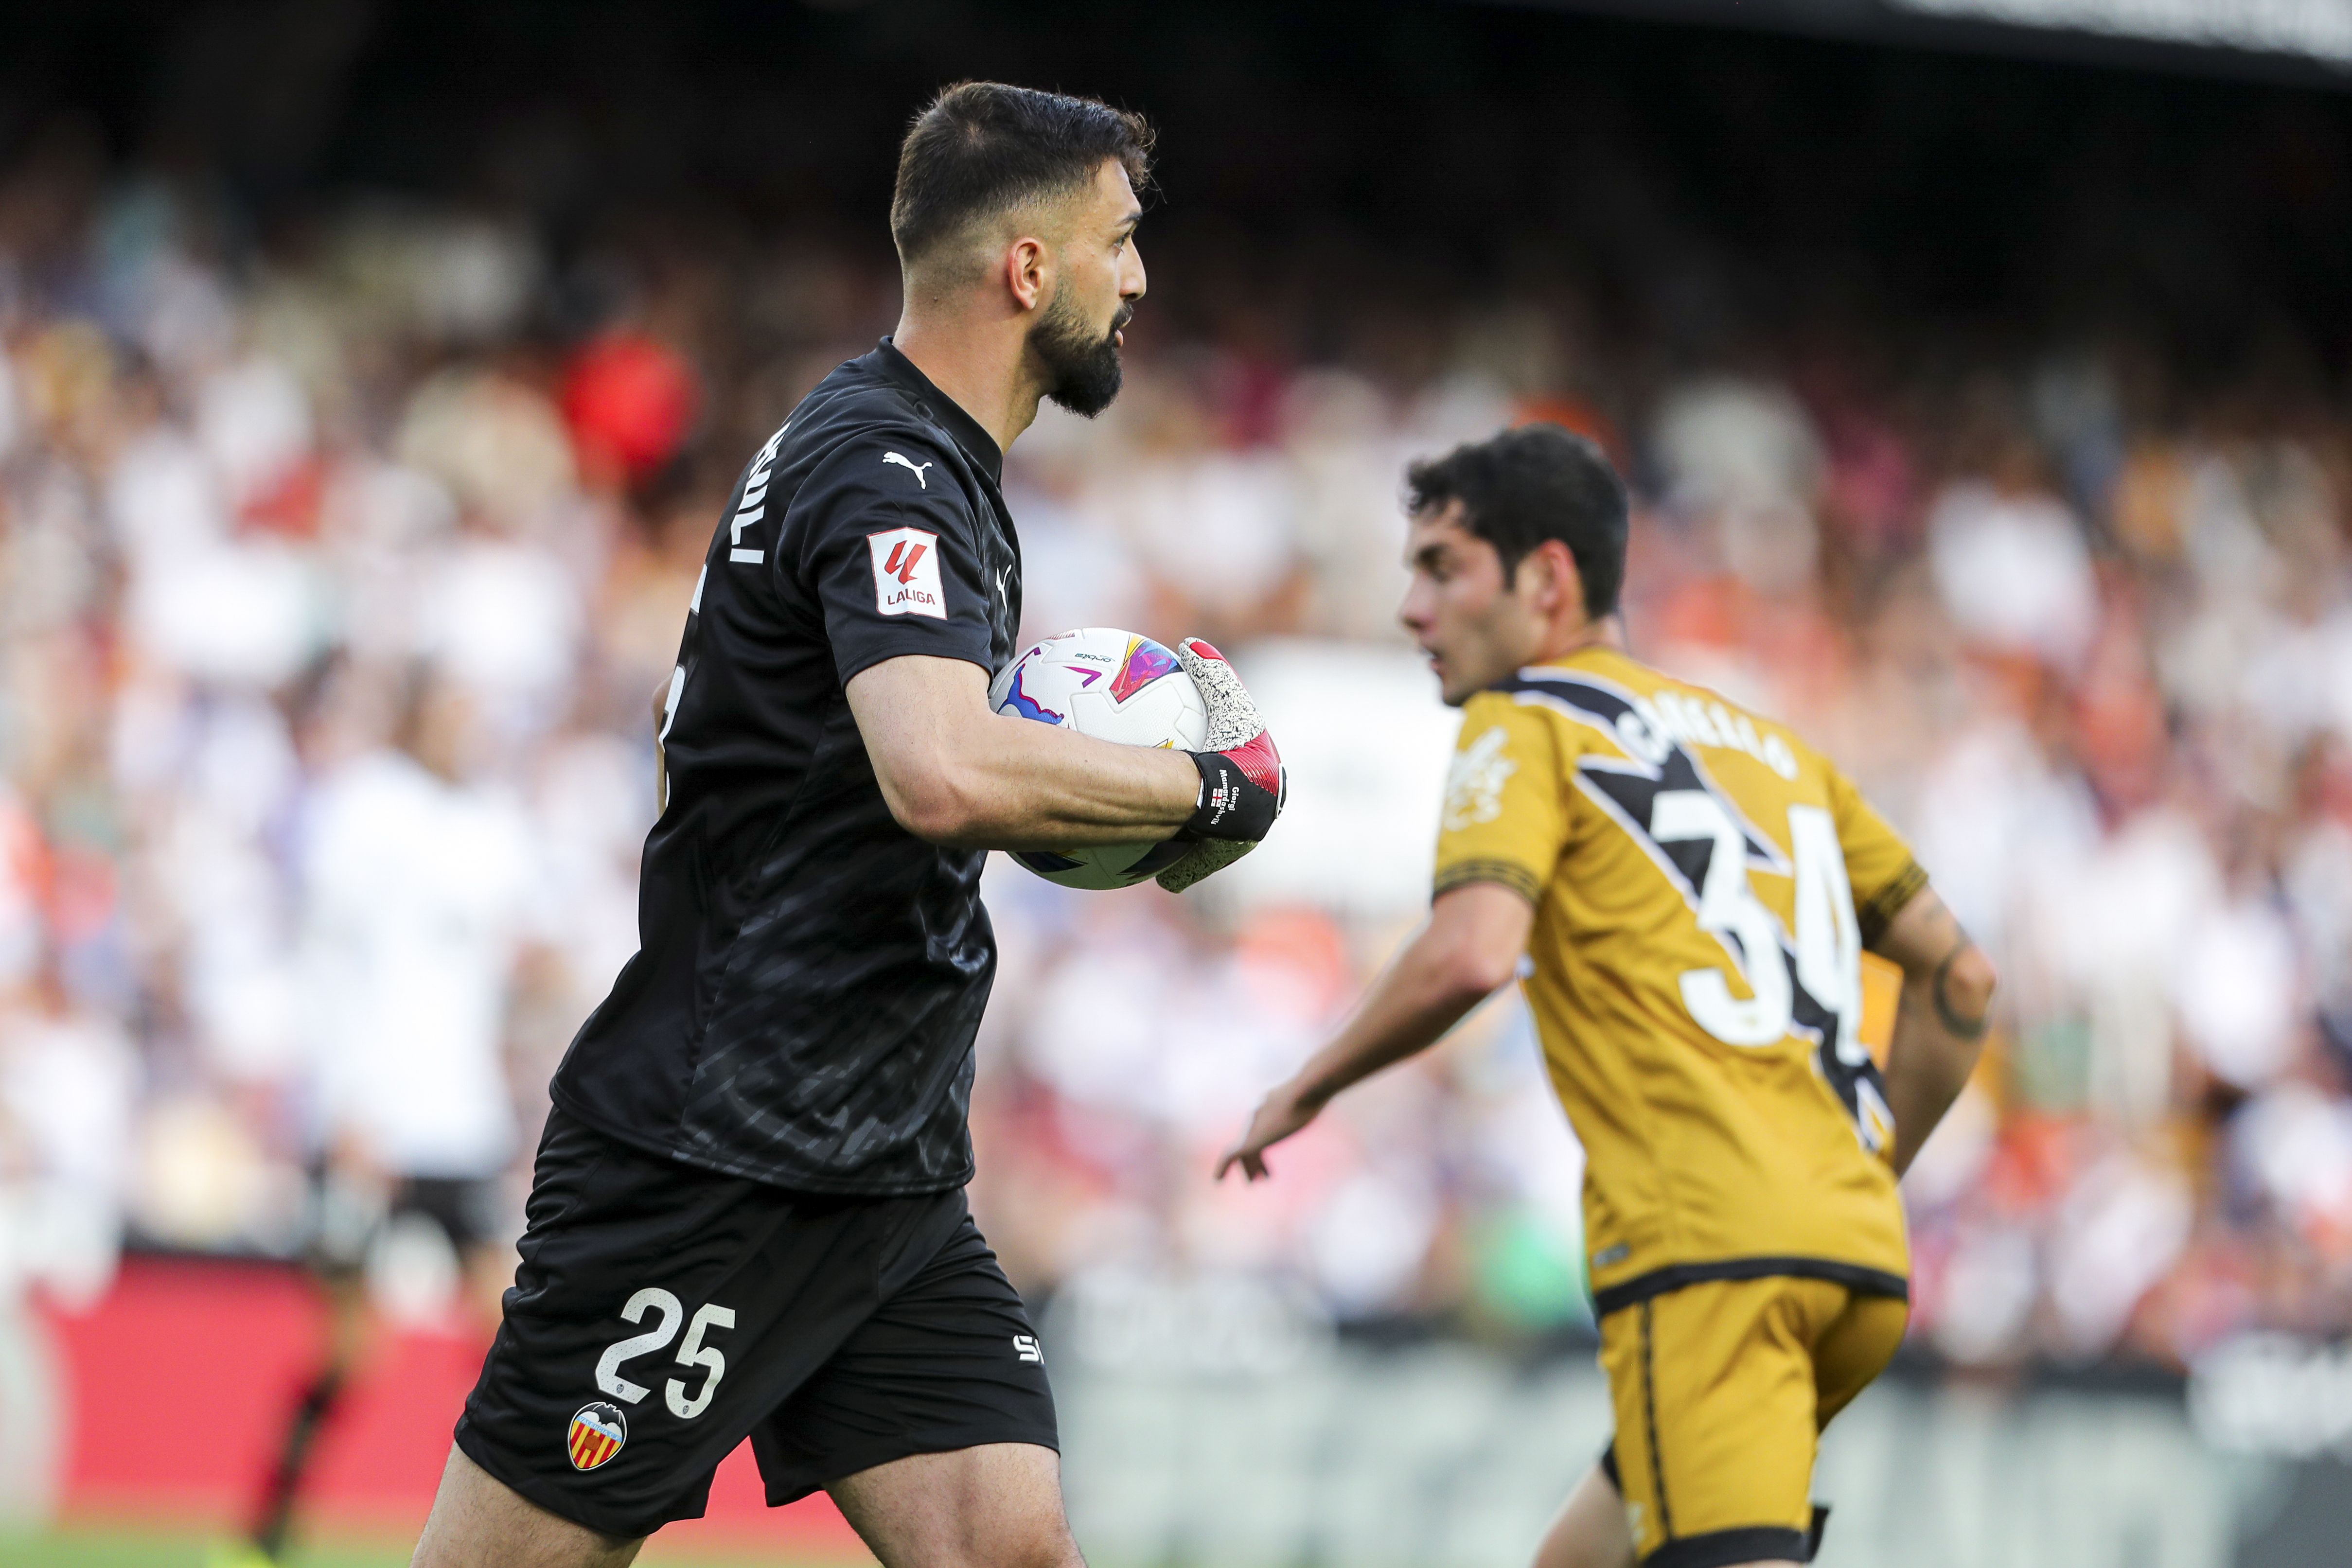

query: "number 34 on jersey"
xmin=1436 ymin=663 xmax=1927 ymax=1157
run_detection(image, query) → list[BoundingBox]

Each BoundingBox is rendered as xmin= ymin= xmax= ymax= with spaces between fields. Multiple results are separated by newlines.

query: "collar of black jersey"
xmin=872 ymin=337 xmax=1004 ymax=487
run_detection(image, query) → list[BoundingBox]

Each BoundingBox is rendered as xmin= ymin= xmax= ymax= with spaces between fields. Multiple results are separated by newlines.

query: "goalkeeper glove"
xmin=1158 ymin=639 xmax=1286 ymax=893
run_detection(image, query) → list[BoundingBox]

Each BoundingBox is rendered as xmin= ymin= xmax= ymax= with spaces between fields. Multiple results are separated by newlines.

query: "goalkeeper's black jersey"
xmin=551 ymin=340 xmax=1022 ymax=1194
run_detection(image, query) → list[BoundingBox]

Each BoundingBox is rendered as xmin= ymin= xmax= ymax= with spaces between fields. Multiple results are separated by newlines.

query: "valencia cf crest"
xmin=567 ymin=1402 xmax=627 ymax=1472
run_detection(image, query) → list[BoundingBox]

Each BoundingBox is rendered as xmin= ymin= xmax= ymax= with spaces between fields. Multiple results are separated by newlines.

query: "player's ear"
xmin=1530 ymin=538 xmax=1584 ymax=623
xmin=1004 ymin=235 xmax=1051 ymax=314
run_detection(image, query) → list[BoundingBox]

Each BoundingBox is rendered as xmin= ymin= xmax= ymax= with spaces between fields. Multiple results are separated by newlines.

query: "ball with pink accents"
xmin=987 ymin=627 xmax=1209 ymax=888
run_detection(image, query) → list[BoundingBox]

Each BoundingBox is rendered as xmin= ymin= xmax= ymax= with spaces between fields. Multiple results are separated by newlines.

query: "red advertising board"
xmin=33 ymin=1255 xmax=863 ymax=1556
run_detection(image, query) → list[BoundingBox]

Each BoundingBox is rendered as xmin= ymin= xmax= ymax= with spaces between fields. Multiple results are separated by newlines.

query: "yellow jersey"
xmin=1433 ymin=647 xmax=1928 ymax=1315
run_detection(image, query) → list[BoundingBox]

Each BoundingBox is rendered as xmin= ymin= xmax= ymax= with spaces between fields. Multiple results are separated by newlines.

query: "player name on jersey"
xmin=1593 ymin=679 xmax=1799 ymax=780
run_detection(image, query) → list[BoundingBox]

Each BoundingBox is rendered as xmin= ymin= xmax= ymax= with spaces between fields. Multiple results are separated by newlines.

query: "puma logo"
xmin=883 ymin=452 xmax=932 ymax=489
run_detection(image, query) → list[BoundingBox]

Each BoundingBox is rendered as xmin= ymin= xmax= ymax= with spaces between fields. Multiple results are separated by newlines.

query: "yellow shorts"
xmin=1598 ymin=1274 xmax=1908 ymax=1567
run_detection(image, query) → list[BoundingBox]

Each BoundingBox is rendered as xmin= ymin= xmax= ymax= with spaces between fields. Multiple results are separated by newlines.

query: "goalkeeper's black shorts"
xmin=454 ymin=1109 xmax=1058 ymax=1539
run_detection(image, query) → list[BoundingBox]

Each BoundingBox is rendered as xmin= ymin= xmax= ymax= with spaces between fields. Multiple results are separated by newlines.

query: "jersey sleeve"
xmin=1432 ymin=692 xmax=1574 ymax=905
xmin=793 ymin=427 xmax=997 ymax=688
xmin=1826 ymin=763 xmax=1930 ymax=946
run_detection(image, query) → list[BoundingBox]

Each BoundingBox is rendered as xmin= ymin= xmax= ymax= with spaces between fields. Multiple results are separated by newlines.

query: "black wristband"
xmin=1185 ymin=750 xmax=1282 ymax=842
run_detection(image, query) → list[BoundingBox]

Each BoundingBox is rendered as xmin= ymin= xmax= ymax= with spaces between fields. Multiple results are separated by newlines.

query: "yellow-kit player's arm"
xmin=1828 ymin=765 xmax=1998 ymax=1177
xmin=1221 ymin=696 xmax=1570 ymax=1181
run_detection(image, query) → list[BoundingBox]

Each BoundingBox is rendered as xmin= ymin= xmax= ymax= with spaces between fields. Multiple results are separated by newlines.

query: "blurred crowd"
xmin=1 ymin=137 xmax=2350 ymax=1378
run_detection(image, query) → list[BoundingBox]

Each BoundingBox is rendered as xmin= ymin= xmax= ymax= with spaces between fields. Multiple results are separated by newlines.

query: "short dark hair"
xmin=891 ymin=82 xmax=1154 ymax=273
xmin=1406 ymin=424 xmax=1629 ymax=619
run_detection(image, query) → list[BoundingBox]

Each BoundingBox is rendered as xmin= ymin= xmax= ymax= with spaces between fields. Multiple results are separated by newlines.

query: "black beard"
xmin=1034 ymin=291 xmax=1128 ymax=418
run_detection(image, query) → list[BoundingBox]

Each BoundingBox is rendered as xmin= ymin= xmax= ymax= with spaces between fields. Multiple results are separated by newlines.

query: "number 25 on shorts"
xmin=594 ymin=1287 xmax=736 ymax=1419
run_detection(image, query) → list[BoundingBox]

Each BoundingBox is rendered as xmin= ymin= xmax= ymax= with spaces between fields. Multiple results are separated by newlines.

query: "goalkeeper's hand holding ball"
xmin=1158 ymin=638 xmax=1286 ymax=894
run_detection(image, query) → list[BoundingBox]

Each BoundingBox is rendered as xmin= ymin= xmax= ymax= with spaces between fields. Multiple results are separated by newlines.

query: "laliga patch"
xmin=867 ymin=527 xmax=946 ymax=618
xmin=567 ymin=1401 xmax=628 ymax=1472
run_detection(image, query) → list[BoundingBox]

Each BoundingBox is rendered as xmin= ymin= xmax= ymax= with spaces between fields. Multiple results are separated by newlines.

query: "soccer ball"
xmin=990 ymin=627 xmax=1209 ymax=889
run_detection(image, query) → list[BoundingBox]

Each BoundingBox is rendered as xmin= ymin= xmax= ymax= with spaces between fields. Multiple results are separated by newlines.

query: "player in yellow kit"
xmin=1221 ymin=425 xmax=1996 ymax=1568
